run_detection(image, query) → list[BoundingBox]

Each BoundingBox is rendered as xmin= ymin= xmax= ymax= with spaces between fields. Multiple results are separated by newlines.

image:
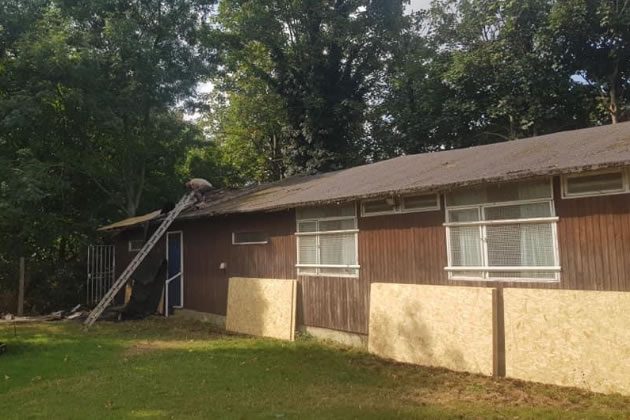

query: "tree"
xmin=56 ymin=0 xmax=218 ymax=217
xmin=0 ymin=0 xmax=218 ymax=312
xmin=371 ymin=0 xmax=599 ymax=156
xmin=213 ymin=0 xmax=407 ymax=174
xmin=548 ymin=0 xmax=630 ymax=123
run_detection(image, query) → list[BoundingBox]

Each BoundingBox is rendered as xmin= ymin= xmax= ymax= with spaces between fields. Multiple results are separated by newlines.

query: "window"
xmin=296 ymin=204 xmax=358 ymax=277
xmin=361 ymin=193 xmax=439 ymax=216
xmin=232 ymin=231 xmax=268 ymax=245
xmin=128 ymin=240 xmax=145 ymax=252
xmin=562 ymin=169 xmax=629 ymax=198
xmin=444 ymin=179 xmax=560 ymax=282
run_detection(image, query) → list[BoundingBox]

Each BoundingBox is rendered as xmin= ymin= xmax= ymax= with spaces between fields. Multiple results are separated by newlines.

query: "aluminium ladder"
xmin=83 ymin=192 xmax=196 ymax=328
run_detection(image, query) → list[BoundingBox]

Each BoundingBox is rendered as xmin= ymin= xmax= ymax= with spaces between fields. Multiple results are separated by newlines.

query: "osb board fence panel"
xmin=226 ymin=277 xmax=297 ymax=341
xmin=368 ymin=283 xmax=494 ymax=375
xmin=504 ymin=289 xmax=630 ymax=395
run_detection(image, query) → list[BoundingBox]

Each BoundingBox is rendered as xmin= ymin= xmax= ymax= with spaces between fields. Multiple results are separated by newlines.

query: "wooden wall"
xmin=111 ymin=176 xmax=630 ymax=335
xmin=174 ymin=210 xmax=296 ymax=316
xmin=554 ymin=180 xmax=630 ymax=291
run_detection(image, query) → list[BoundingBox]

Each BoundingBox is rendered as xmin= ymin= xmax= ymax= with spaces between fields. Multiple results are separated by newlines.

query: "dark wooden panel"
xmin=359 ymin=206 xmax=448 ymax=285
xmin=175 ymin=210 xmax=296 ymax=316
xmin=177 ymin=218 xmax=230 ymax=315
xmin=227 ymin=210 xmax=297 ymax=279
xmin=555 ymin=181 xmax=630 ymax=292
xmin=297 ymin=275 xmax=370 ymax=334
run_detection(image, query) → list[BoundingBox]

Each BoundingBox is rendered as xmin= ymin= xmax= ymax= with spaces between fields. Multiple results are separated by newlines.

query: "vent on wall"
xmin=232 ymin=231 xmax=268 ymax=245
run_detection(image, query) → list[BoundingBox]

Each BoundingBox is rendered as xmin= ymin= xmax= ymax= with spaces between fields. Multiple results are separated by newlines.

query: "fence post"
xmin=492 ymin=286 xmax=506 ymax=377
xmin=17 ymin=257 xmax=25 ymax=316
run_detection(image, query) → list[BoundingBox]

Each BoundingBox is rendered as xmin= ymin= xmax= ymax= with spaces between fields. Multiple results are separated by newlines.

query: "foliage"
xmin=370 ymin=0 xmax=602 ymax=157
xmin=3 ymin=0 xmax=630 ymax=312
xmin=0 ymin=0 xmax=216 ymax=312
xmin=213 ymin=0 xmax=408 ymax=174
xmin=547 ymin=0 xmax=630 ymax=123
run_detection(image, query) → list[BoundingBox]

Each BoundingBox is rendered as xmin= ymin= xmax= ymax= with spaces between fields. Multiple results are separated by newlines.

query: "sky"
xmin=407 ymin=0 xmax=433 ymax=13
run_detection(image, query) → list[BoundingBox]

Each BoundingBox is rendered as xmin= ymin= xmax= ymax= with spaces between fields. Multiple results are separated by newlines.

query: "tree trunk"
xmin=609 ymin=61 xmax=620 ymax=124
xmin=18 ymin=257 xmax=25 ymax=316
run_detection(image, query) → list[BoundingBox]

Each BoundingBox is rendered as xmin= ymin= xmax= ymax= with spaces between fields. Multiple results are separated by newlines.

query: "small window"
xmin=232 ymin=231 xmax=268 ymax=245
xmin=362 ymin=198 xmax=397 ymax=215
xmin=361 ymin=193 xmax=439 ymax=216
xmin=128 ymin=240 xmax=145 ymax=252
xmin=401 ymin=193 xmax=440 ymax=212
xmin=562 ymin=170 xmax=627 ymax=198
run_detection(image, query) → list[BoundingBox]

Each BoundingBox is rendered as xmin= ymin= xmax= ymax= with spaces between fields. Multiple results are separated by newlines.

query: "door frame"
xmin=166 ymin=230 xmax=184 ymax=309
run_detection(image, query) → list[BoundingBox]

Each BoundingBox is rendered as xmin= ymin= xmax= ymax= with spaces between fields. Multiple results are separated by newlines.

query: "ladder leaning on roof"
xmin=83 ymin=192 xmax=196 ymax=329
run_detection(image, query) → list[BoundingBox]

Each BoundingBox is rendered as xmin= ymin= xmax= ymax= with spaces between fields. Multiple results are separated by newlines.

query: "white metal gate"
xmin=87 ymin=245 xmax=115 ymax=306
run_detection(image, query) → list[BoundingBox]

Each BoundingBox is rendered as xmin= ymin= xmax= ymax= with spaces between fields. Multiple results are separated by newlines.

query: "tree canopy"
xmin=1 ymin=0 xmax=629 ymax=312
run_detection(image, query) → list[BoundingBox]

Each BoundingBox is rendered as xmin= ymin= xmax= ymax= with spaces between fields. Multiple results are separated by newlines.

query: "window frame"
xmin=561 ymin=168 xmax=629 ymax=199
xmin=361 ymin=192 xmax=440 ymax=217
xmin=444 ymin=180 xmax=561 ymax=283
xmin=295 ymin=205 xmax=360 ymax=278
xmin=128 ymin=239 xmax=145 ymax=252
xmin=231 ymin=231 xmax=269 ymax=245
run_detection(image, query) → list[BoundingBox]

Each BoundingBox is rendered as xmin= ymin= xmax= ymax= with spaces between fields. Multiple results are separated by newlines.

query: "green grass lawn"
xmin=1 ymin=318 xmax=629 ymax=420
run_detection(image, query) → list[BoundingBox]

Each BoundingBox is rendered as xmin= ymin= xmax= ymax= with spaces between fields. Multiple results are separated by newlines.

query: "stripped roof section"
xmin=100 ymin=122 xmax=630 ymax=230
xmin=98 ymin=210 xmax=161 ymax=231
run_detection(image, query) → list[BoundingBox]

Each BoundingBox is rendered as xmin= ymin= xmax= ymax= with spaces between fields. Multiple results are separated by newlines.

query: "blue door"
xmin=167 ymin=232 xmax=183 ymax=309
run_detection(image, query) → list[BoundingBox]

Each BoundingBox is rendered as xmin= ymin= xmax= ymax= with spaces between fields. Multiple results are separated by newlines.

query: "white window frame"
xmin=231 ymin=231 xmax=268 ymax=245
xmin=361 ymin=193 xmax=440 ymax=217
xmin=128 ymin=239 xmax=145 ymax=252
xmin=561 ymin=168 xmax=630 ymax=199
xmin=295 ymin=206 xmax=359 ymax=278
xmin=444 ymin=180 xmax=560 ymax=283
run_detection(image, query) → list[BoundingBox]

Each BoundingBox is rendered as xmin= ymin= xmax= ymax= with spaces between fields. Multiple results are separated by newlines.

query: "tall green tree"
xmin=214 ymin=0 xmax=407 ymax=174
xmin=0 ymin=0 xmax=217 ymax=312
xmin=371 ymin=0 xmax=599 ymax=156
xmin=548 ymin=0 xmax=630 ymax=123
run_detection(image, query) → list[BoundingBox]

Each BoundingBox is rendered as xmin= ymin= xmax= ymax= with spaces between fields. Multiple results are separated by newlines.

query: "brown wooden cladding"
xmin=358 ymin=207 xmax=448 ymax=285
xmin=297 ymin=275 xmax=370 ymax=334
xmin=554 ymin=181 xmax=630 ymax=291
xmin=174 ymin=210 xmax=296 ymax=316
xmin=112 ymin=175 xmax=630 ymax=335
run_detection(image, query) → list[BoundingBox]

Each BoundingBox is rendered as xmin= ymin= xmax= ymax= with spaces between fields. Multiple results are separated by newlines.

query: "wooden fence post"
xmin=17 ymin=257 xmax=25 ymax=316
xmin=492 ymin=286 xmax=506 ymax=377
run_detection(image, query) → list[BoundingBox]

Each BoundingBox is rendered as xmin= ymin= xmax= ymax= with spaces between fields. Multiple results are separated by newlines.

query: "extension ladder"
xmin=84 ymin=192 xmax=195 ymax=328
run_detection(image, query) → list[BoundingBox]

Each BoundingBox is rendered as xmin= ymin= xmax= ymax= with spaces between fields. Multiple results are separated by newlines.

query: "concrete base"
xmin=172 ymin=309 xmax=226 ymax=329
xmin=299 ymin=325 xmax=368 ymax=349
xmin=171 ymin=309 xmax=366 ymax=348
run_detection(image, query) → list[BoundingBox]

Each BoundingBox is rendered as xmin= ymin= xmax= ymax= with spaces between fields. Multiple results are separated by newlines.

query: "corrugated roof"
xmin=101 ymin=122 xmax=630 ymax=230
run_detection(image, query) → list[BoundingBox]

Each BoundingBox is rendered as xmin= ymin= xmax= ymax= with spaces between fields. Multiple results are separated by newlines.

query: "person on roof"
xmin=186 ymin=178 xmax=213 ymax=203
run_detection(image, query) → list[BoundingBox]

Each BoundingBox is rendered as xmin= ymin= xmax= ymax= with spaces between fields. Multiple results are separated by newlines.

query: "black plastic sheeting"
xmin=110 ymin=251 xmax=166 ymax=320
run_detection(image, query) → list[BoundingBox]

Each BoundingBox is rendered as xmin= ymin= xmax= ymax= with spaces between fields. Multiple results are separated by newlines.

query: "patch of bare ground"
xmin=353 ymin=355 xmax=630 ymax=412
xmin=401 ymin=367 xmax=627 ymax=411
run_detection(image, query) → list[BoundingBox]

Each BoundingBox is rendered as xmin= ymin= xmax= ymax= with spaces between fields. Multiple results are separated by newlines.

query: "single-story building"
xmin=100 ymin=122 xmax=630 ymax=338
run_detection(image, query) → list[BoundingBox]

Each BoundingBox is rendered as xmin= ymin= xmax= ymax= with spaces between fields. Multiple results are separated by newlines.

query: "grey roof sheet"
xmin=183 ymin=122 xmax=630 ymax=218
